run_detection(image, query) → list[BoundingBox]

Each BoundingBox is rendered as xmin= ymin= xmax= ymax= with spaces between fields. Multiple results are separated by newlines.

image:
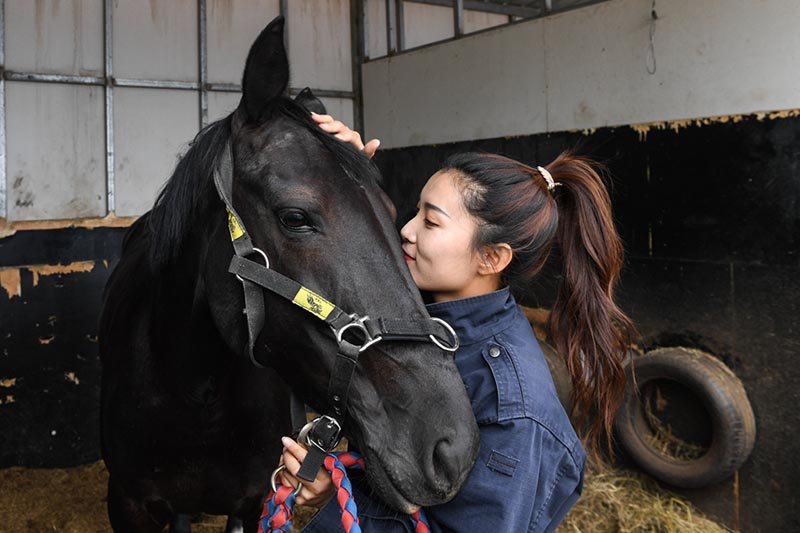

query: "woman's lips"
xmin=403 ymin=251 xmax=414 ymax=262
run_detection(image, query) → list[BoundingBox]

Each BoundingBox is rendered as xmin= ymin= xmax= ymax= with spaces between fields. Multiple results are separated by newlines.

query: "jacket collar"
xmin=425 ymin=287 xmax=517 ymax=346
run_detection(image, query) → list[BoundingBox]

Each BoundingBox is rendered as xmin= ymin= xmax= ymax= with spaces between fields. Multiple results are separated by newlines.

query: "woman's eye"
xmin=278 ymin=210 xmax=313 ymax=231
xmin=424 ymin=218 xmax=438 ymax=228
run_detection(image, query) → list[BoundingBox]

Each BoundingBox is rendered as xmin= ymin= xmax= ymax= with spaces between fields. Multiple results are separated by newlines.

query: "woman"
xmin=275 ymin=114 xmax=635 ymax=532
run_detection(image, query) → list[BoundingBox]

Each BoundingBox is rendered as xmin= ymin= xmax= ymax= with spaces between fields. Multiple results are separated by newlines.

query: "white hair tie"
xmin=537 ymin=166 xmax=561 ymax=191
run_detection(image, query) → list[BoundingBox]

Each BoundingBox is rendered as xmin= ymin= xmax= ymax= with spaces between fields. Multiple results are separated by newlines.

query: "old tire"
xmin=614 ymin=347 xmax=756 ymax=488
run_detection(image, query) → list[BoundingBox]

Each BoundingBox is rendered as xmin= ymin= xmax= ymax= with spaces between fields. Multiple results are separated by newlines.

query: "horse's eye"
xmin=278 ymin=209 xmax=313 ymax=231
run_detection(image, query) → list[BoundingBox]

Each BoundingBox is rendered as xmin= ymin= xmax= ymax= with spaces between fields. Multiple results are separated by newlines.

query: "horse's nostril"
xmin=431 ymin=437 xmax=461 ymax=488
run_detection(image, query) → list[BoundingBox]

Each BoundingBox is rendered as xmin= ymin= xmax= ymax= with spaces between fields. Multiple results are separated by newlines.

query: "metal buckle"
xmin=429 ymin=317 xmax=459 ymax=352
xmin=235 ymin=247 xmax=270 ymax=282
xmin=334 ymin=315 xmax=383 ymax=353
xmin=270 ymin=464 xmax=303 ymax=496
xmin=299 ymin=415 xmax=342 ymax=452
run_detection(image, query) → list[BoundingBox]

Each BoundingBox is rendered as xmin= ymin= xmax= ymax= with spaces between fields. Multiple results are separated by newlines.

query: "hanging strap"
xmin=213 ymin=143 xmax=268 ymax=368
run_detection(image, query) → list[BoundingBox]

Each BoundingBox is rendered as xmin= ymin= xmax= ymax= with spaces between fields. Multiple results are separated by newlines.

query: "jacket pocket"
xmin=486 ymin=449 xmax=519 ymax=477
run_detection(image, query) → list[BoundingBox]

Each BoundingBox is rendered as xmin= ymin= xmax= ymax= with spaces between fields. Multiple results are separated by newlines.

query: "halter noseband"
xmin=213 ymin=140 xmax=458 ymax=481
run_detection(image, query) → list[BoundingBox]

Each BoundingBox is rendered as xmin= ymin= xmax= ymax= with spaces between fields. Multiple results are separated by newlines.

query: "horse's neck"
xmin=149 ymin=218 xmax=232 ymax=376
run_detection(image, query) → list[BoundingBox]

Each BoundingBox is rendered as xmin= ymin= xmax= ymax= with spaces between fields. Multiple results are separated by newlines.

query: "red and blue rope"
xmin=259 ymin=451 xmax=430 ymax=533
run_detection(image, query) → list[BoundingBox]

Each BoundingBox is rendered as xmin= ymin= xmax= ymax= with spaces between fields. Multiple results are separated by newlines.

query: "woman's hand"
xmin=311 ymin=112 xmax=381 ymax=159
xmin=278 ymin=436 xmax=336 ymax=507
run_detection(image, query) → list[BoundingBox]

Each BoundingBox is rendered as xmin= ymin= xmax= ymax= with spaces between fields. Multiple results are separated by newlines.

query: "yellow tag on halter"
xmin=226 ymin=207 xmax=245 ymax=241
xmin=293 ymin=287 xmax=334 ymax=320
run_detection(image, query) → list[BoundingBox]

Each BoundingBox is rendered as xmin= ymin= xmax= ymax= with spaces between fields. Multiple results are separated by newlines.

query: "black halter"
xmin=213 ymin=141 xmax=458 ymax=481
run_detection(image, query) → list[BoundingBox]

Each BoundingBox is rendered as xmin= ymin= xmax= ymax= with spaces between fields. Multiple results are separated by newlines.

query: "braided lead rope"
xmin=261 ymin=484 xmax=297 ymax=533
xmin=259 ymin=451 xmax=430 ymax=533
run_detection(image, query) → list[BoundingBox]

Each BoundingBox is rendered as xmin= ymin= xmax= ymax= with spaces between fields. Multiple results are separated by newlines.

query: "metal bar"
xmin=288 ymin=87 xmax=356 ymax=99
xmin=405 ymin=0 xmax=541 ymax=18
xmin=396 ymin=0 xmax=405 ymax=52
xmin=113 ymin=78 xmax=200 ymax=90
xmin=362 ymin=0 xmax=370 ymax=60
xmin=545 ymin=0 xmax=553 ymax=13
xmin=350 ymin=0 xmax=365 ymax=134
xmin=207 ymin=82 xmax=242 ymax=93
xmin=453 ymin=0 xmax=464 ymax=37
xmin=0 ymin=0 xmax=5 ymax=218
xmin=386 ymin=0 xmax=398 ymax=55
xmin=4 ymin=71 xmax=105 ymax=85
xmin=4 ymin=70 xmax=212 ymax=91
xmin=205 ymin=83 xmax=356 ymax=100
xmin=198 ymin=0 xmax=208 ymax=127
xmin=104 ymin=0 xmax=115 ymax=213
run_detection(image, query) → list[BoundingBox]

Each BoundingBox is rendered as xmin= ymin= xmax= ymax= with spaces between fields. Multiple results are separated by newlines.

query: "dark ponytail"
xmin=543 ymin=153 xmax=635 ymax=453
xmin=442 ymin=151 xmax=635 ymax=455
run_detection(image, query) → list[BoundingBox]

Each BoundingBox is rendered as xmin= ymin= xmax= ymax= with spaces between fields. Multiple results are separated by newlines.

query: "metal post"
xmin=362 ymin=0 xmax=370 ymax=60
xmin=350 ymin=0 xmax=365 ymax=134
xmin=396 ymin=0 xmax=405 ymax=52
xmin=544 ymin=0 xmax=553 ymax=13
xmin=0 ymin=0 xmax=6 ymax=219
xmin=453 ymin=0 xmax=464 ymax=38
xmin=104 ymin=0 xmax=115 ymax=213
xmin=198 ymin=0 xmax=208 ymax=127
xmin=386 ymin=0 xmax=397 ymax=55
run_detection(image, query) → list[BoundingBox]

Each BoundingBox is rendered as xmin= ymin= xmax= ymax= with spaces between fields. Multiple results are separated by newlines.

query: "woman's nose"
xmin=400 ymin=219 xmax=415 ymax=243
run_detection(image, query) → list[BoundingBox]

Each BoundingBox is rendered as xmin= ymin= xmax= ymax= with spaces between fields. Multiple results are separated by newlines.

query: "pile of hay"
xmin=0 ymin=458 xmax=729 ymax=532
xmin=558 ymin=458 xmax=730 ymax=533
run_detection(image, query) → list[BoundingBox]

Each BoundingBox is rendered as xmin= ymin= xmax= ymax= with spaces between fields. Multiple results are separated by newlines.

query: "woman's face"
xmin=400 ymin=170 xmax=487 ymax=302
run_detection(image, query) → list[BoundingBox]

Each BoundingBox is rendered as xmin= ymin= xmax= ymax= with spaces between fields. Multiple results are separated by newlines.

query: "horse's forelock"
xmin=272 ymin=98 xmax=382 ymax=188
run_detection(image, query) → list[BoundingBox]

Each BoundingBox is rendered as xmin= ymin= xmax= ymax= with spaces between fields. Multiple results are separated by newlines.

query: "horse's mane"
xmin=147 ymin=115 xmax=232 ymax=269
xmin=146 ymin=97 xmax=381 ymax=270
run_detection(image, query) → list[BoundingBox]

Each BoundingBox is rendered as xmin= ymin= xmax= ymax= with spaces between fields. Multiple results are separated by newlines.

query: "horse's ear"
xmin=294 ymin=88 xmax=327 ymax=115
xmin=239 ymin=16 xmax=289 ymax=123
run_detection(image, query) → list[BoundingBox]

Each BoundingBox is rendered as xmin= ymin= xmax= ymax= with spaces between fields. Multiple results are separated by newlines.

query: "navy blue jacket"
xmin=303 ymin=288 xmax=585 ymax=532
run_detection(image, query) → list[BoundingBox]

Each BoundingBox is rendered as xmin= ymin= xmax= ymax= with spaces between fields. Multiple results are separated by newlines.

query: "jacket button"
xmin=488 ymin=346 xmax=501 ymax=358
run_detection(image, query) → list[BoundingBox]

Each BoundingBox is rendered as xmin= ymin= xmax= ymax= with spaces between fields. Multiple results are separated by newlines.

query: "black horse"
xmin=99 ymin=17 xmax=478 ymax=533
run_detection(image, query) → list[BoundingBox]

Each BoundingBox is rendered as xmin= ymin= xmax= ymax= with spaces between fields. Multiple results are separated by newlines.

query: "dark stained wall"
xmin=373 ymin=113 xmax=800 ymax=532
xmin=0 ymin=227 xmax=127 ymax=467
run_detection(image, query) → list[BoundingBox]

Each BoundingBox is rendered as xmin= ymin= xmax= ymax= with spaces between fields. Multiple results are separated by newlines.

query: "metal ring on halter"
xmin=297 ymin=420 xmax=315 ymax=445
xmin=335 ymin=317 xmax=383 ymax=353
xmin=429 ymin=317 xmax=459 ymax=352
xmin=271 ymin=464 xmax=303 ymax=496
xmin=235 ymin=247 xmax=270 ymax=282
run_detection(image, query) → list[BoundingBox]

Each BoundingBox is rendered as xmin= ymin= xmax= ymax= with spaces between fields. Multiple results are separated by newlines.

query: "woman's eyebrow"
xmin=423 ymin=202 xmax=450 ymax=218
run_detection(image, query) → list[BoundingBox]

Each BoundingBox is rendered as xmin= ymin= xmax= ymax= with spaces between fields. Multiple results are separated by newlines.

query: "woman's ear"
xmin=478 ymin=244 xmax=513 ymax=276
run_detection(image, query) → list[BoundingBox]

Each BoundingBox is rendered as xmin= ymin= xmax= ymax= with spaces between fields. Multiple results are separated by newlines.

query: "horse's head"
xmin=205 ymin=17 xmax=479 ymax=511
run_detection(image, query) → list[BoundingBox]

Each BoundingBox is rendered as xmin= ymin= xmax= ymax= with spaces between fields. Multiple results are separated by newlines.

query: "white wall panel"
xmin=5 ymin=0 xmax=104 ymax=75
xmin=207 ymin=0 xmax=280 ymax=85
xmin=288 ymin=0 xmax=352 ymax=92
xmin=363 ymin=21 xmax=547 ymax=148
xmin=114 ymin=89 xmax=199 ymax=217
xmin=364 ymin=0 xmax=800 ymax=148
xmin=546 ymin=0 xmax=800 ymax=131
xmin=208 ymin=91 xmax=242 ymax=123
xmin=6 ymin=82 xmax=105 ymax=220
xmin=367 ymin=2 xmax=508 ymax=59
xmin=113 ymin=0 xmax=198 ymax=81
xmin=464 ymin=10 xmax=508 ymax=34
xmin=403 ymin=3 xmax=453 ymax=50
xmin=366 ymin=0 xmax=387 ymax=60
